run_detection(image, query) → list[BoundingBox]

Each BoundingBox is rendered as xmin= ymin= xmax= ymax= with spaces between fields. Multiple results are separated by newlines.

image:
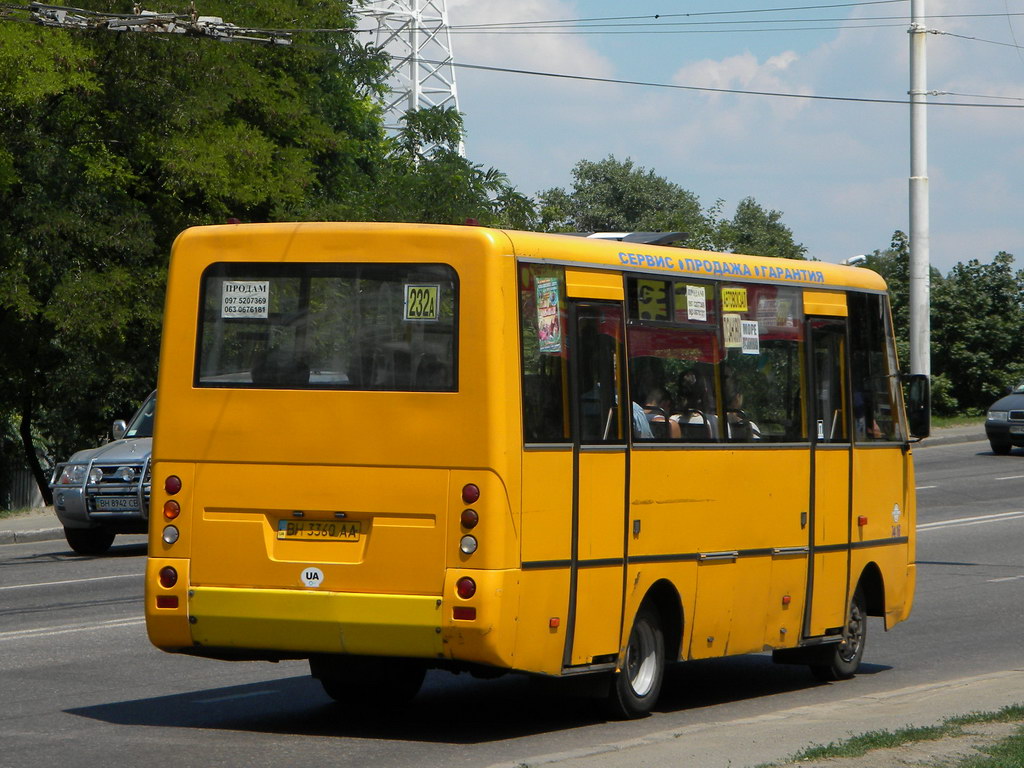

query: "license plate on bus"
xmin=276 ymin=520 xmax=361 ymax=541
xmin=93 ymin=496 xmax=140 ymax=512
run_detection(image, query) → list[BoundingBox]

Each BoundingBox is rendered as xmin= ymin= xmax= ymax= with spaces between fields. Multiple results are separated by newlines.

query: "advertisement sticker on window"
xmin=685 ymin=284 xmax=707 ymax=322
xmin=535 ymin=277 xmax=563 ymax=352
xmin=721 ymin=287 xmax=748 ymax=312
xmin=404 ymin=284 xmax=440 ymax=321
xmin=723 ymin=313 xmax=743 ymax=348
xmin=221 ymin=281 xmax=269 ymax=318
xmin=741 ymin=320 xmax=760 ymax=355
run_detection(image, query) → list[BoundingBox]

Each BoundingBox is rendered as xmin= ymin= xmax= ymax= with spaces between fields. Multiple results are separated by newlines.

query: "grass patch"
xmin=959 ymin=728 xmax=1024 ymax=767
xmin=765 ymin=704 xmax=1024 ymax=766
xmin=0 ymin=506 xmax=47 ymax=520
xmin=791 ymin=725 xmax=950 ymax=761
xmin=932 ymin=414 xmax=985 ymax=429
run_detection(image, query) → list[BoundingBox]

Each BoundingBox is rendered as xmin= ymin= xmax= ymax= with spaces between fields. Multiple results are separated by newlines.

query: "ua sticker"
xmin=892 ymin=503 xmax=902 ymax=523
xmin=301 ymin=567 xmax=324 ymax=588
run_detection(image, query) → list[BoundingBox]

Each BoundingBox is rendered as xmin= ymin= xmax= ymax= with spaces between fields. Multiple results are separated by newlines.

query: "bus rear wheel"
xmin=811 ymin=588 xmax=867 ymax=682
xmin=310 ymin=655 xmax=426 ymax=709
xmin=604 ymin=605 xmax=664 ymax=719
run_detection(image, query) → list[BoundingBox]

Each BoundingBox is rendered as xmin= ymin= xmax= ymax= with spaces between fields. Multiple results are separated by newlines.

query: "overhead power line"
xmin=417 ymin=57 xmax=1024 ymax=109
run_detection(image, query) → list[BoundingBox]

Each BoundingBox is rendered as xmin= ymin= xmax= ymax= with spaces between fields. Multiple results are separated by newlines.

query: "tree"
xmin=350 ymin=106 xmax=536 ymax=229
xmin=931 ymin=252 xmax=1024 ymax=412
xmin=712 ymin=197 xmax=806 ymax=260
xmin=537 ymin=156 xmax=707 ymax=240
xmin=536 ymin=156 xmax=805 ymax=259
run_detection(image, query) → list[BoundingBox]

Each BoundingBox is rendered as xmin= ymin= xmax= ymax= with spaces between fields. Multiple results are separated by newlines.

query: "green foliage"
xmin=712 ymin=197 xmax=807 ymax=260
xmin=866 ymin=231 xmax=1024 ymax=414
xmin=0 ymin=4 xmax=386 ymax=501
xmin=932 ymin=252 xmax=1024 ymax=411
xmin=536 ymin=155 xmax=805 ymax=259
xmin=929 ymin=372 xmax=960 ymax=417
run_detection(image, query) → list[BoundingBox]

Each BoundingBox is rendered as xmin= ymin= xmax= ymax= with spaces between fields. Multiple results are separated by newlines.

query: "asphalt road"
xmin=2 ymin=438 xmax=1022 ymax=768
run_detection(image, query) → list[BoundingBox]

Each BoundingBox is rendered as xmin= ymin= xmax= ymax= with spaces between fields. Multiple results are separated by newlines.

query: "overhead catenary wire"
xmin=418 ymin=56 xmax=1024 ymax=109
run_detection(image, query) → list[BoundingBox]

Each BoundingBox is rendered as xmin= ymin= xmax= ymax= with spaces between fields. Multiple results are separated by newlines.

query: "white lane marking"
xmin=988 ymin=575 xmax=1024 ymax=583
xmin=195 ymin=691 xmax=277 ymax=704
xmin=995 ymin=475 xmax=1024 ymax=481
xmin=918 ymin=510 xmax=1024 ymax=531
xmin=0 ymin=573 xmax=137 ymax=592
xmin=916 ymin=485 xmax=938 ymax=490
xmin=0 ymin=617 xmax=145 ymax=642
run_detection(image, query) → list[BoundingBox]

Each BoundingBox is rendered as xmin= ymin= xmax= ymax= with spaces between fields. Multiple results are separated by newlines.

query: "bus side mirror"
xmin=902 ymin=374 xmax=930 ymax=440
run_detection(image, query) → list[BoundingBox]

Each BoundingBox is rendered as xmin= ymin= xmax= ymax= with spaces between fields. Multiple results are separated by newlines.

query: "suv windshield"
xmin=124 ymin=392 xmax=156 ymax=438
xmin=196 ymin=263 xmax=458 ymax=391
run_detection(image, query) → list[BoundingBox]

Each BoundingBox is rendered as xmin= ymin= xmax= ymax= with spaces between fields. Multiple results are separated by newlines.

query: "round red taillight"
xmin=460 ymin=508 xmax=479 ymax=529
xmin=163 ymin=499 xmax=180 ymax=521
xmin=165 ymin=475 xmax=182 ymax=495
xmin=456 ymin=576 xmax=476 ymax=599
xmin=158 ymin=566 xmax=178 ymax=589
xmin=461 ymin=483 xmax=480 ymax=505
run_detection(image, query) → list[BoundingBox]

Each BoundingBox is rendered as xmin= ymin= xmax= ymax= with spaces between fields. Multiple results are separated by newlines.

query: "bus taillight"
xmin=461 ymin=484 xmax=480 ymax=504
xmin=460 ymin=508 xmax=479 ymax=529
xmin=165 ymin=475 xmax=182 ymax=495
xmin=163 ymin=500 xmax=180 ymax=520
xmin=158 ymin=566 xmax=178 ymax=588
xmin=456 ymin=577 xmax=476 ymax=599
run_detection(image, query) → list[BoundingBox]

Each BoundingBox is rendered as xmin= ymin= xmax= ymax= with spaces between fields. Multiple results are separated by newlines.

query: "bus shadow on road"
xmin=67 ymin=654 xmax=885 ymax=743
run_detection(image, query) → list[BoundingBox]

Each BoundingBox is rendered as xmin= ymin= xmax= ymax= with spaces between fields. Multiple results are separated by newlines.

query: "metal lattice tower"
xmin=355 ymin=0 xmax=463 ymax=154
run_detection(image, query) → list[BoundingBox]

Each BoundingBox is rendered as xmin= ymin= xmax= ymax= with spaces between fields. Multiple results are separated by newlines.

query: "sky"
xmin=434 ymin=0 xmax=1024 ymax=274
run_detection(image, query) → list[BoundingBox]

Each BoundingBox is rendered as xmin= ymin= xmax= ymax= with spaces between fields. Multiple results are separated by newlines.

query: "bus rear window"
xmin=196 ymin=263 xmax=458 ymax=390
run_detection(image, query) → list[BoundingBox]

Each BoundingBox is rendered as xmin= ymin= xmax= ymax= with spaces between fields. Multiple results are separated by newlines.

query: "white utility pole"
xmin=357 ymin=0 xmax=463 ymax=154
xmin=909 ymin=0 xmax=930 ymax=376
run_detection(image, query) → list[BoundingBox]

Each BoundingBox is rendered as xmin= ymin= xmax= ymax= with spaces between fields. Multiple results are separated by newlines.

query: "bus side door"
xmin=565 ymin=299 xmax=629 ymax=667
xmin=806 ymin=312 xmax=854 ymax=636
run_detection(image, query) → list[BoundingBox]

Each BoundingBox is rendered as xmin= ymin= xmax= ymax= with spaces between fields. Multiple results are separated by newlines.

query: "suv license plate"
xmin=277 ymin=520 xmax=361 ymax=541
xmin=1010 ymin=426 xmax=1024 ymax=434
xmin=94 ymin=497 xmax=140 ymax=512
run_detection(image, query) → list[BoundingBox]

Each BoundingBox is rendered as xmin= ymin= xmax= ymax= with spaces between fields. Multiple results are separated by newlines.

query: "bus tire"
xmin=64 ymin=526 xmax=115 ymax=556
xmin=311 ymin=656 xmax=425 ymax=709
xmin=811 ymin=588 xmax=867 ymax=682
xmin=605 ymin=604 xmax=664 ymax=719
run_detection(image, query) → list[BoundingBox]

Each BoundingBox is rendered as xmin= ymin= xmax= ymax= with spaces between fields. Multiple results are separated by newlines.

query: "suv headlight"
xmin=988 ymin=410 xmax=1009 ymax=422
xmin=58 ymin=465 xmax=87 ymax=484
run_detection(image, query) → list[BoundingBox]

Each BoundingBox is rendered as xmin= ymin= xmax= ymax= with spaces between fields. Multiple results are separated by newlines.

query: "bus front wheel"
xmin=605 ymin=604 xmax=665 ymax=719
xmin=811 ymin=588 xmax=867 ymax=682
xmin=310 ymin=655 xmax=426 ymax=709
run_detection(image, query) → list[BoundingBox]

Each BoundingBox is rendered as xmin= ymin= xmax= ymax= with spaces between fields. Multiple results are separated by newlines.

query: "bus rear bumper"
xmin=151 ymin=581 xmax=445 ymax=658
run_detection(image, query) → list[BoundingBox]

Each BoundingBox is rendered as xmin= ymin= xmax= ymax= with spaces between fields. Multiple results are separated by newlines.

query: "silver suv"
xmin=50 ymin=391 xmax=155 ymax=555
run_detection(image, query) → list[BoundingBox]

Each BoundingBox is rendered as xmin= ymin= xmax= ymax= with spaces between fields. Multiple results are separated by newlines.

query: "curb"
xmin=920 ymin=432 xmax=986 ymax=448
xmin=0 ymin=526 xmax=64 ymax=546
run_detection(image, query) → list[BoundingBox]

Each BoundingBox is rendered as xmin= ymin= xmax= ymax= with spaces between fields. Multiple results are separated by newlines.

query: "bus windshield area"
xmin=196 ymin=262 xmax=458 ymax=390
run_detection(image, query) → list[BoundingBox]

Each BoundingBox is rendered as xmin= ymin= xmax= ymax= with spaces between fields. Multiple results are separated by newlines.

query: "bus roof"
xmin=173 ymin=222 xmax=888 ymax=294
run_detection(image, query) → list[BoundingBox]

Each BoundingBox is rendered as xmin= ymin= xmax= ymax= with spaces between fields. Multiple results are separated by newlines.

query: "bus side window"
xmin=718 ymin=285 xmax=806 ymax=443
xmin=519 ymin=266 xmax=570 ymax=443
xmin=848 ymin=293 xmax=905 ymax=442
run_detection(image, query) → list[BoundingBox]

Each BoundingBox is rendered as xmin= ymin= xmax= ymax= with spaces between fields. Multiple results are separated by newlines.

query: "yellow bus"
xmin=145 ymin=222 xmax=929 ymax=718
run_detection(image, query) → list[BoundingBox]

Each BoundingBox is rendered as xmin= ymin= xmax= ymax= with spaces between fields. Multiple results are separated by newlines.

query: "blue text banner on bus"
xmin=617 ymin=251 xmax=827 ymax=284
